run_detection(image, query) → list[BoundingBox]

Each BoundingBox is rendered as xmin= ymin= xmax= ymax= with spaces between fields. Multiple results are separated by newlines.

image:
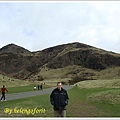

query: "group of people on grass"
xmin=1 ymin=82 xmax=69 ymax=117
xmin=34 ymin=84 xmax=43 ymax=90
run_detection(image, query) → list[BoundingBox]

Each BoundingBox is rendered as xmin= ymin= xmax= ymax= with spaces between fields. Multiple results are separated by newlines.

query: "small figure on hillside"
xmin=34 ymin=86 xmax=36 ymax=90
xmin=0 ymin=85 xmax=8 ymax=101
xmin=37 ymin=85 xmax=40 ymax=90
xmin=40 ymin=84 xmax=43 ymax=90
xmin=50 ymin=82 xmax=69 ymax=117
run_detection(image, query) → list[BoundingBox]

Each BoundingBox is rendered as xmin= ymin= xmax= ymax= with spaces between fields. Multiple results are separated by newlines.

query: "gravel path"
xmin=5 ymin=85 xmax=73 ymax=101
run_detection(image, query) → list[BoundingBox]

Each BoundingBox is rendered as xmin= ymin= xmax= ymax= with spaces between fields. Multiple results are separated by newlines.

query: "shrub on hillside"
xmin=69 ymin=74 xmax=95 ymax=85
xmin=61 ymin=81 xmax=68 ymax=85
xmin=37 ymin=75 xmax=44 ymax=81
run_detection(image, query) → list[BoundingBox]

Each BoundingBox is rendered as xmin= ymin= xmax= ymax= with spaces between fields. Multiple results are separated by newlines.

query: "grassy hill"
xmin=0 ymin=42 xmax=120 ymax=84
xmin=0 ymin=74 xmax=31 ymax=87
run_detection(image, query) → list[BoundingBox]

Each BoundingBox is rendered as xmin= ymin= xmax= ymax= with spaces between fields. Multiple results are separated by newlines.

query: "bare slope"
xmin=0 ymin=42 xmax=120 ymax=80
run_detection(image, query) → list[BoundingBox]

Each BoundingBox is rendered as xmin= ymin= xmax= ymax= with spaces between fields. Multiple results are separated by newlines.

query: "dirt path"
xmin=5 ymin=85 xmax=72 ymax=101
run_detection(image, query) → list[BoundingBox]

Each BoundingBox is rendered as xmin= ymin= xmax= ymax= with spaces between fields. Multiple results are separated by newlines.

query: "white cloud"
xmin=0 ymin=1 xmax=120 ymax=53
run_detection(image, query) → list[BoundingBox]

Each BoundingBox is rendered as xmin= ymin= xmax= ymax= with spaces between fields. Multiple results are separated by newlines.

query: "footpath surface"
xmin=6 ymin=85 xmax=73 ymax=101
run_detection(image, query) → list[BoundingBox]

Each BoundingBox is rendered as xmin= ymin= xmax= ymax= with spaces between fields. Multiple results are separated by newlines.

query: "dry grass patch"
xmin=88 ymin=89 xmax=120 ymax=104
xmin=77 ymin=79 xmax=120 ymax=89
xmin=0 ymin=74 xmax=31 ymax=87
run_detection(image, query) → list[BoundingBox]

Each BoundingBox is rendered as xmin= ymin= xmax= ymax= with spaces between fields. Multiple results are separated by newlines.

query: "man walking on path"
xmin=40 ymin=84 xmax=43 ymax=90
xmin=50 ymin=82 xmax=69 ymax=117
xmin=37 ymin=85 xmax=40 ymax=90
xmin=34 ymin=86 xmax=36 ymax=90
xmin=0 ymin=85 xmax=8 ymax=101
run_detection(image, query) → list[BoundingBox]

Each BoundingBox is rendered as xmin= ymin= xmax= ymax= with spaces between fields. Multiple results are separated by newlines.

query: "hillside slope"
xmin=0 ymin=42 xmax=120 ymax=80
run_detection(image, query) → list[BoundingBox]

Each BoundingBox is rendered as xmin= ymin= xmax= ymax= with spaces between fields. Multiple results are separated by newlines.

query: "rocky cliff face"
xmin=0 ymin=42 xmax=120 ymax=79
xmin=47 ymin=48 xmax=120 ymax=70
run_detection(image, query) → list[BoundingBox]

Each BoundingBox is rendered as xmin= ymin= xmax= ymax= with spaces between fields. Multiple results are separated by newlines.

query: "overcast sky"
xmin=0 ymin=1 xmax=120 ymax=53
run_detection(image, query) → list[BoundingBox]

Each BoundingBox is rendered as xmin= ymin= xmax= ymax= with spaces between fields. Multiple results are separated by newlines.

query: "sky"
xmin=0 ymin=1 xmax=120 ymax=53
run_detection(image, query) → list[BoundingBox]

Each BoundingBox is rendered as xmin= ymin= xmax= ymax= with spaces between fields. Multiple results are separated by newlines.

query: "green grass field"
xmin=7 ymin=84 xmax=50 ymax=94
xmin=0 ymin=79 xmax=120 ymax=117
xmin=0 ymin=74 xmax=51 ymax=93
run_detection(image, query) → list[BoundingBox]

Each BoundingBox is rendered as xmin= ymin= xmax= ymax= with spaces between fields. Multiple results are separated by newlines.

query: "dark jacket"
xmin=50 ymin=87 xmax=69 ymax=110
